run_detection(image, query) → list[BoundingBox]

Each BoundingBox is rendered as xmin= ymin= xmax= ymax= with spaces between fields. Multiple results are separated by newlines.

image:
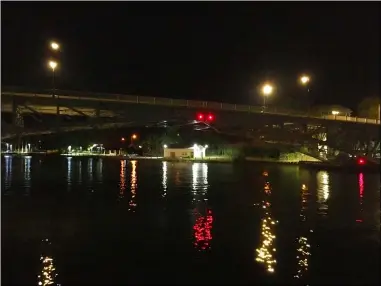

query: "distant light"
xmin=197 ymin=113 xmax=204 ymax=120
xmin=207 ymin=114 xmax=214 ymax=121
xmin=121 ymin=137 xmax=125 ymax=142
xmin=163 ymin=144 xmax=168 ymax=148
xmin=331 ymin=110 xmax=339 ymax=115
xmin=50 ymin=42 xmax=60 ymax=50
xmin=68 ymin=145 xmax=72 ymax=152
xmin=131 ymin=134 xmax=137 ymax=140
xmin=262 ymin=84 xmax=273 ymax=96
xmin=139 ymin=145 xmax=142 ymax=148
xmin=205 ymin=145 xmax=208 ymax=148
xmin=300 ymin=75 xmax=310 ymax=85
xmin=358 ymin=158 xmax=366 ymax=165
xmin=49 ymin=60 xmax=58 ymax=70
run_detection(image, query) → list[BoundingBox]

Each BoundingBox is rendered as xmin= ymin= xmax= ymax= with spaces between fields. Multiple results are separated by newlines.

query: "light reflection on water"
xmin=128 ymin=160 xmax=137 ymax=211
xmin=1 ymin=157 xmax=380 ymax=285
xmin=37 ymin=239 xmax=59 ymax=286
xmin=357 ymin=173 xmax=364 ymax=223
xmin=4 ymin=155 xmax=12 ymax=191
xmin=317 ymin=171 xmax=330 ymax=216
xmin=294 ymin=183 xmax=312 ymax=280
xmin=191 ymin=163 xmax=212 ymax=251
xmin=119 ymin=160 xmax=127 ymax=198
xmin=23 ymin=156 xmax=31 ymax=195
xmin=66 ymin=157 xmax=72 ymax=189
xmin=162 ymin=161 xmax=167 ymax=198
xmin=255 ymin=171 xmax=277 ymax=274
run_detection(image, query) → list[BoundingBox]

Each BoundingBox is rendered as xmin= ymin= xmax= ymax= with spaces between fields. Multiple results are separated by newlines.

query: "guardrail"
xmin=2 ymin=89 xmax=380 ymax=125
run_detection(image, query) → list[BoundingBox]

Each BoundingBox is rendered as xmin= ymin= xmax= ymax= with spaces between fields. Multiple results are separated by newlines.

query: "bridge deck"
xmin=1 ymin=89 xmax=380 ymax=125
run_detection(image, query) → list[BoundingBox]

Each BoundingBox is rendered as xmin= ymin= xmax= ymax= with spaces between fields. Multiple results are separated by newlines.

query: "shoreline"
xmin=2 ymin=152 xmax=379 ymax=171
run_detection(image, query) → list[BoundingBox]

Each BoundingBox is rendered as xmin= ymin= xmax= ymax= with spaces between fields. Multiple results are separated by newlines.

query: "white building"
xmin=163 ymin=144 xmax=207 ymax=159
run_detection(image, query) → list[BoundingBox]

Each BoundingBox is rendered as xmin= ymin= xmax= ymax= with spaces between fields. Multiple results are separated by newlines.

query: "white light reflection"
xmin=255 ymin=172 xmax=277 ymax=274
xmin=67 ymin=157 xmax=72 ymax=189
xmin=78 ymin=160 xmax=82 ymax=185
xmin=96 ymin=158 xmax=103 ymax=181
xmin=88 ymin=158 xmax=93 ymax=182
xmin=128 ymin=160 xmax=137 ymax=211
xmin=24 ymin=156 xmax=31 ymax=194
xmin=357 ymin=173 xmax=364 ymax=223
xmin=317 ymin=171 xmax=330 ymax=216
xmin=162 ymin=161 xmax=167 ymax=198
xmin=4 ymin=155 xmax=12 ymax=190
xmin=119 ymin=160 xmax=127 ymax=198
xmin=192 ymin=163 xmax=208 ymax=201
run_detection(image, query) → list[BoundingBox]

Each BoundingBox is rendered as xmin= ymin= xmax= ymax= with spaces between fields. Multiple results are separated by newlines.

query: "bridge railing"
xmin=2 ymin=87 xmax=380 ymax=125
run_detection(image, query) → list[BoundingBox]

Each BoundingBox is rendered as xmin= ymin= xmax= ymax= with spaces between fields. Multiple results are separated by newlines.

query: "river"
xmin=2 ymin=155 xmax=380 ymax=285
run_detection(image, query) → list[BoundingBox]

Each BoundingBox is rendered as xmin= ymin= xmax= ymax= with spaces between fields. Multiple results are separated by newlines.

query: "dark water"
xmin=2 ymin=155 xmax=380 ymax=285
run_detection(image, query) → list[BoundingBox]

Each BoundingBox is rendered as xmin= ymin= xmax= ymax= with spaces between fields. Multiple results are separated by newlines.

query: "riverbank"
xmin=3 ymin=152 xmax=378 ymax=171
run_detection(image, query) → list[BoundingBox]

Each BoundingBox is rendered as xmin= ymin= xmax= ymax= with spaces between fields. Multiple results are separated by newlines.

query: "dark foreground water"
xmin=2 ymin=155 xmax=380 ymax=285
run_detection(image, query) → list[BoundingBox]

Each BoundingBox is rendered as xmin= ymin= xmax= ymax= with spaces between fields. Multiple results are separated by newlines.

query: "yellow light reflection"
xmin=317 ymin=171 xmax=330 ymax=216
xmin=294 ymin=183 xmax=312 ymax=280
xmin=294 ymin=236 xmax=311 ymax=279
xmin=193 ymin=209 xmax=213 ymax=251
xmin=162 ymin=161 xmax=167 ymax=198
xmin=119 ymin=160 xmax=126 ymax=198
xmin=37 ymin=240 xmax=58 ymax=286
xmin=357 ymin=173 xmax=364 ymax=223
xmin=255 ymin=173 xmax=277 ymax=274
xmin=128 ymin=160 xmax=137 ymax=211
xmin=4 ymin=155 xmax=12 ymax=190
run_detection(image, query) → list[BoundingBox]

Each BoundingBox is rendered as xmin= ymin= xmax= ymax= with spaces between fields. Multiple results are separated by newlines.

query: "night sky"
xmin=2 ymin=2 xmax=379 ymax=110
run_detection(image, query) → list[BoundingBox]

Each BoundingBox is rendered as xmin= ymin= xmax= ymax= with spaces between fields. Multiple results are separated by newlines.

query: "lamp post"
xmin=49 ymin=60 xmax=58 ymax=97
xmin=261 ymin=83 xmax=273 ymax=111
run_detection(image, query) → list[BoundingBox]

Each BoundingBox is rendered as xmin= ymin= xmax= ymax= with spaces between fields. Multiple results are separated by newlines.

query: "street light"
xmin=49 ymin=60 xmax=58 ymax=97
xmin=300 ymin=75 xmax=310 ymax=85
xmin=131 ymin=134 xmax=137 ymax=145
xmin=261 ymin=83 xmax=273 ymax=110
xmin=332 ymin=110 xmax=339 ymax=115
xmin=50 ymin=42 xmax=60 ymax=51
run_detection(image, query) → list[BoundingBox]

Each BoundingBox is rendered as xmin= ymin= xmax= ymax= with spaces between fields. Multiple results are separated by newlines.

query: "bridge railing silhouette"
xmin=1 ymin=86 xmax=380 ymax=125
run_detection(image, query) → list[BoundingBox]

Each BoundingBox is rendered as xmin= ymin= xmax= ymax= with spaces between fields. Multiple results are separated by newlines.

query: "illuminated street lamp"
xmin=331 ymin=110 xmax=339 ymax=115
xmin=49 ymin=60 xmax=58 ymax=98
xmin=261 ymin=83 xmax=273 ymax=110
xmin=300 ymin=75 xmax=310 ymax=85
xmin=131 ymin=134 xmax=137 ymax=145
xmin=163 ymin=144 xmax=168 ymax=148
xmin=50 ymin=42 xmax=60 ymax=51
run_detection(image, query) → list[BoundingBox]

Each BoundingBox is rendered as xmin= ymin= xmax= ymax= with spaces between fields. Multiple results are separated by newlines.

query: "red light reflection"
xmin=193 ymin=209 xmax=213 ymax=251
xmin=357 ymin=173 xmax=364 ymax=223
